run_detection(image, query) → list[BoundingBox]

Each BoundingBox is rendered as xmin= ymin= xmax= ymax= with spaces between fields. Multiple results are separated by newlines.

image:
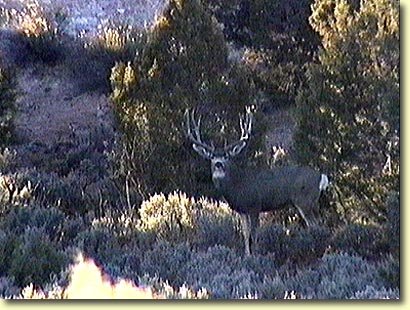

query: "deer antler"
xmin=239 ymin=106 xmax=253 ymax=141
xmin=224 ymin=106 xmax=253 ymax=156
xmin=185 ymin=109 xmax=215 ymax=159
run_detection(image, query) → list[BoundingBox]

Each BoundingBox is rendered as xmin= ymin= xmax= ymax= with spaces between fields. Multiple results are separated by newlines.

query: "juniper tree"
xmin=110 ymin=0 xmax=259 ymax=200
xmin=294 ymin=0 xmax=399 ymax=223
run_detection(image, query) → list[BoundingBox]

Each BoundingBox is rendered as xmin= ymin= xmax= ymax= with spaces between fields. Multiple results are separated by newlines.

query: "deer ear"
xmin=193 ymin=144 xmax=214 ymax=159
xmin=227 ymin=140 xmax=246 ymax=157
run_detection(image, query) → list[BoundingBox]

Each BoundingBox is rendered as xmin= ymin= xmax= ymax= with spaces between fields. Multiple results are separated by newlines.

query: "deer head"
xmin=185 ymin=107 xmax=253 ymax=182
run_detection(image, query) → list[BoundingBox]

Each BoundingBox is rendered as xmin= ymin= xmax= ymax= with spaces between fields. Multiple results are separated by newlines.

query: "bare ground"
xmin=13 ymin=64 xmax=113 ymax=146
xmin=1 ymin=0 xmax=166 ymax=168
xmin=0 ymin=0 xmax=166 ymax=36
xmin=1 ymin=0 xmax=295 ymax=173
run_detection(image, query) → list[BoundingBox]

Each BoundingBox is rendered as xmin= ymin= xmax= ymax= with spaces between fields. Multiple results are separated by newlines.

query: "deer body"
xmin=185 ymin=107 xmax=329 ymax=255
xmin=213 ymin=164 xmax=323 ymax=215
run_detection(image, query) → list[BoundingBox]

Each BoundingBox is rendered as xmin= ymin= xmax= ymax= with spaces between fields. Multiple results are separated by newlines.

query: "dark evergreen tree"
xmin=111 ymin=0 xmax=262 ymax=201
xmin=294 ymin=0 xmax=399 ymax=223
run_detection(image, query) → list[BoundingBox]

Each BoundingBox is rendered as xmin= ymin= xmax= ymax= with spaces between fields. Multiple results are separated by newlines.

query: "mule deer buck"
xmin=185 ymin=107 xmax=329 ymax=255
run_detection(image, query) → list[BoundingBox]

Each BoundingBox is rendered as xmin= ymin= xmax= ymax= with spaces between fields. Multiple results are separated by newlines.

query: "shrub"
xmin=136 ymin=241 xmax=287 ymax=299
xmin=138 ymin=192 xmax=197 ymax=245
xmin=350 ymin=286 xmax=399 ymax=299
xmin=2 ymin=170 xmax=86 ymax=215
xmin=183 ymin=246 xmax=285 ymax=299
xmin=377 ymin=255 xmax=400 ymax=291
xmin=0 ymin=204 xmax=65 ymax=238
xmin=138 ymin=192 xmax=242 ymax=249
xmin=0 ymin=67 xmax=15 ymax=148
xmin=294 ymin=0 xmax=399 ymax=224
xmin=0 ymin=229 xmax=14 ymax=274
xmin=67 ymin=23 xmax=147 ymax=94
xmin=331 ymin=223 xmax=388 ymax=259
xmin=0 ymin=148 xmax=17 ymax=173
xmin=2 ymin=0 xmax=63 ymax=64
xmin=183 ymin=245 xmax=254 ymax=298
xmin=7 ymin=254 xmax=210 ymax=299
xmin=385 ymin=191 xmax=399 ymax=256
xmin=75 ymin=227 xmax=122 ymax=265
xmin=0 ymin=276 xmax=20 ymax=298
xmin=8 ymin=226 xmax=69 ymax=287
xmin=89 ymin=207 xmax=141 ymax=244
xmin=258 ymin=223 xmax=331 ymax=265
xmin=193 ymin=198 xmax=242 ymax=251
xmin=90 ymin=22 xmax=145 ymax=62
xmin=0 ymin=203 xmax=84 ymax=290
xmin=2 ymin=0 xmax=63 ymax=65
xmin=204 ymin=0 xmax=319 ymax=50
xmin=140 ymin=241 xmax=193 ymax=288
xmin=286 ymin=253 xmax=387 ymax=299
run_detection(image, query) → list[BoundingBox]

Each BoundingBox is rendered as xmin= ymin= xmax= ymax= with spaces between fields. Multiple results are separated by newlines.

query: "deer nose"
xmin=215 ymin=162 xmax=224 ymax=169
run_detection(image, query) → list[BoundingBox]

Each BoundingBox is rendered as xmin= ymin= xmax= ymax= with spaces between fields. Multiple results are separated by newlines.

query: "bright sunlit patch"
xmin=63 ymin=253 xmax=156 ymax=299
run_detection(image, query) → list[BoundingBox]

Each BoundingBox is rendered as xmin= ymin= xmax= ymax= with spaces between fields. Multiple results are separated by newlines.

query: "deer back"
xmin=218 ymin=165 xmax=323 ymax=214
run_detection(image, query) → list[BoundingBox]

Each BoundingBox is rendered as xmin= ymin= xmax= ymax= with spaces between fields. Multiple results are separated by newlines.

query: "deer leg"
xmin=249 ymin=212 xmax=260 ymax=255
xmin=240 ymin=213 xmax=251 ymax=256
xmin=295 ymin=203 xmax=320 ymax=228
xmin=295 ymin=205 xmax=312 ymax=227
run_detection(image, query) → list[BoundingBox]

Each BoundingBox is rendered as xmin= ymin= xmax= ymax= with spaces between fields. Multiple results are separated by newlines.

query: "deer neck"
xmin=212 ymin=161 xmax=244 ymax=196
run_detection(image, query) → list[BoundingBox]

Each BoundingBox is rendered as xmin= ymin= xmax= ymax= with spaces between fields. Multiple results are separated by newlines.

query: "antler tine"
xmin=192 ymin=109 xmax=203 ymax=143
xmin=239 ymin=106 xmax=253 ymax=141
xmin=185 ymin=109 xmax=198 ymax=142
xmin=223 ymin=106 xmax=253 ymax=156
xmin=185 ymin=108 xmax=214 ymax=152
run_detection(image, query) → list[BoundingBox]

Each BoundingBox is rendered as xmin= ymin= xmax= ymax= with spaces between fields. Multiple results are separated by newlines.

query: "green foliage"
xmin=138 ymin=192 xmax=197 ymax=244
xmin=182 ymin=245 xmax=262 ymax=298
xmin=139 ymin=274 xmax=210 ymax=299
xmin=242 ymin=47 xmax=309 ymax=109
xmin=2 ymin=0 xmax=63 ymax=64
xmin=294 ymin=0 xmax=399 ymax=223
xmin=0 ymin=170 xmax=86 ymax=215
xmin=0 ymin=229 xmax=14 ymax=274
xmin=138 ymin=191 xmax=241 ymax=248
xmin=331 ymin=223 xmax=388 ymax=259
xmin=0 ymin=204 xmax=81 ymax=288
xmin=139 ymin=243 xmax=280 ymax=299
xmin=0 ymin=137 xmax=121 ymax=215
xmin=193 ymin=198 xmax=241 ymax=250
xmin=385 ymin=191 xmax=399 ymax=256
xmin=0 ymin=148 xmax=17 ymax=173
xmin=75 ymin=227 xmax=122 ymax=264
xmin=0 ymin=204 xmax=65 ymax=237
xmin=377 ymin=254 xmax=399 ymax=291
xmin=8 ymin=226 xmax=69 ymax=287
xmin=110 ymin=0 xmax=264 ymax=201
xmin=73 ymin=23 xmax=147 ymax=93
xmin=0 ymin=190 xmax=400 ymax=299
xmin=91 ymin=23 xmax=145 ymax=62
xmin=136 ymin=0 xmax=229 ymax=102
xmin=205 ymin=0 xmax=320 ymax=109
xmin=258 ymin=223 xmax=331 ymax=265
xmin=350 ymin=286 xmax=399 ymax=299
xmin=287 ymin=253 xmax=388 ymax=299
xmin=204 ymin=0 xmax=319 ymax=50
xmin=140 ymin=241 xmax=193 ymax=288
xmin=0 ymin=0 xmax=400 ymax=300
xmin=0 ymin=67 xmax=16 ymax=148
xmin=0 ymin=276 xmax=20 ymax=298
